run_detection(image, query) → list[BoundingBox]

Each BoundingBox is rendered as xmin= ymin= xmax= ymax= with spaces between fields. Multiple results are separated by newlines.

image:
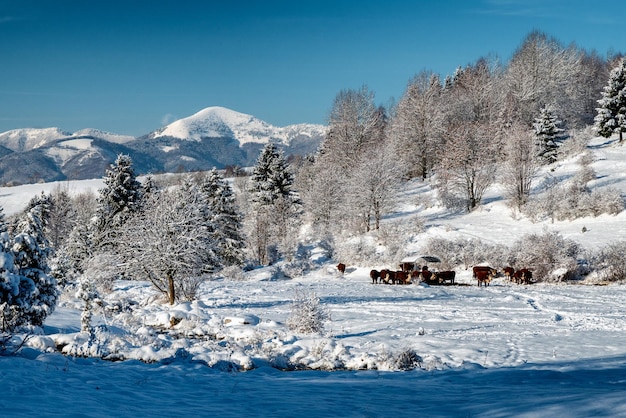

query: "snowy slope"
xmin=150 ymin=106 xmax=326 ymax=146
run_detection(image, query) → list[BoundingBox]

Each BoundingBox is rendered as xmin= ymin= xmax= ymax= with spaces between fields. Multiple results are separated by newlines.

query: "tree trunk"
xmin=167 ymin=273 xmax=175 ymax=305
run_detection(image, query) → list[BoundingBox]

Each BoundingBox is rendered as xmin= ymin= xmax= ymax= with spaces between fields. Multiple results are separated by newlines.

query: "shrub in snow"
xmin=392 ymin=348 xmax=423 ymax=371
xmin=287 ymin=289 xmax=330 ymax=334
xmin=590 ymin=241 xmax=626 ymax=283
xmin=509 ymin=231 xmax=581 ymax=282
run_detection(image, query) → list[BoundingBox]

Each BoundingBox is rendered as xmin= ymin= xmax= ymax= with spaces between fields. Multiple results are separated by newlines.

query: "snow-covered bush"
xmin=422 ymin=237 xmax=505 ymax=270
xmin=524 ymin=182 xmax=624 ymax=222
xmin=392 ymin=348 xmax=423 ymax=371
xmin=286 ymin=289 xmax=330 ymax=334
xmin=509 ymin=231 xmax=581 ymax=282
xmin=589 ymin=241 xmax=626 ymax=283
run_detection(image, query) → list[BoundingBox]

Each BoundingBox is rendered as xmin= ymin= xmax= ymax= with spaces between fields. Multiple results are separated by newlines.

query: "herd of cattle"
xmin=336 ymin=263 xmax=533 ymax=286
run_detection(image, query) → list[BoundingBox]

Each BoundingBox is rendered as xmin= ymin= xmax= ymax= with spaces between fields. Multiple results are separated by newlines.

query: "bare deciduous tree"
xmin=501 ymin=124 xmax=539 ymax=211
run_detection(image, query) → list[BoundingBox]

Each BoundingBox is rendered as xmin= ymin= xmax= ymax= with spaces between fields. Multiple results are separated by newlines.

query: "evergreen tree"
xmin=250 ymin=143 xmax=300 ymax=207
xmin=94 ymin=154 xmax=142 ymax=248
xmin=595 ymin=58 xmax=626 ymax=142
xmin=0 ymin=205 xmax=7 ymax=235
xmin=534 ymin=106 xmax=564 ymax=164
xmin=200 ymin=169 xmax=245 ymax=267
xmin=249 ymin=144 xmax=301 ymax=264
xmin=6 ymin=201 xmax=58 ymax=328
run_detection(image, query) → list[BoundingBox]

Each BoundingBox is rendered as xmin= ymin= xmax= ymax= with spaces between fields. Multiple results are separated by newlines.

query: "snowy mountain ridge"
xmin=149 ymin=106 xmax=327 ymax=146
xmin=0 ymin=107 xmax=326 ymax=185
xmin=0 ymin=127 xmax=135 ymax=152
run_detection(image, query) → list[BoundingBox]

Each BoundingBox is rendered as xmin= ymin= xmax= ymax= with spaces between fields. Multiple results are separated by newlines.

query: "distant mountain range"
xmin=0 ymin=107 xmax=326 ymax=186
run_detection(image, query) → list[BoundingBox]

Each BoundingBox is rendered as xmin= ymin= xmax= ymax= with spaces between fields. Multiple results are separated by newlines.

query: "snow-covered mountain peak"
xmin=153 ymin=106 xmax=275 ymax=144
xmin=151 ymin=106 xmax=326 ymax=146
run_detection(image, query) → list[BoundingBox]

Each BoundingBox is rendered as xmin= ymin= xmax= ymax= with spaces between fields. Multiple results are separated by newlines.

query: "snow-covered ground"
xmin=3 ymin=136 xmax=626 ymax=416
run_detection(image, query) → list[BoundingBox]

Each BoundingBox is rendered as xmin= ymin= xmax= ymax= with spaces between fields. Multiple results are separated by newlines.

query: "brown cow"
xmin=513 ymin=268 xmax=533 ymax=284
xmin=387 ymin=270 xmax=398 ymax=284
xmin=370 ymin=269 xmax=381 ymax=284
xmin=473 ymin=266 xmax=497 ymax=279
xmin=394 ymin=270 xmax=410 ymax=285
xmin=337 ymin=263 xmax=346 ymax=274
xmin=399 ymin=262 xmax=415 ymax=272
xmin=420 ymin=267 xmax=433 ymax=283
xmin=503 ymin=266 xmax=515 ymax=281
xmin=433 ymin=270 xmax=455 ymax=285
xmin=475 ymin=269 xmax=493 ymax=286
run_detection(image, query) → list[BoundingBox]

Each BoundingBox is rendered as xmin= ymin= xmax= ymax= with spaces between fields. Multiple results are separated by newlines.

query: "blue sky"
xmin=0 ymin=0 xmax=624 ymax=136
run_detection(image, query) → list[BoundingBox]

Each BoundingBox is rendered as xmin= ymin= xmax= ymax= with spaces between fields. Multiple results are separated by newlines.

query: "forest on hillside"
xmin=2 ymin=31 xmax=626 ymax=334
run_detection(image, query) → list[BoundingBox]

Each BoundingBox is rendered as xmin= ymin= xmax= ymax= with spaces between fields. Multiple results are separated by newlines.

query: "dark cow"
xmin=420 ymin=267 xmax=433 ymax=283
xmin=337 ymin=263 xmax=346 ymax=274
xmin=399 ymin=262 xmax=415 ymax=272
xmin=514 ymin=268 xmax=533 ymax=284
xmin=370 ymin=269 xmax=381 ymax=284
xmin=394 ymin=270 xmax=410 ymax=285
xmin=433 ymin=270 xmax=456 ymax=285
xmin=503 ymin=266 xmax=515 ymax=281
xmin=475 ymin=269 xmax=493 ymax=286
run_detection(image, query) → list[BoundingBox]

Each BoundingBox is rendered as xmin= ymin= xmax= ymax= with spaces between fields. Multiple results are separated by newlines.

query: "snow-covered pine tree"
xmin=250 ymin=143 xmax=300 ymax=207
xmin=200 ymin=169 xmax=245 ymax=267
xmin=94 ymin=154 xmax=142 ymax=248
xmin=0 ymin=205 xmax=7 ymax=234
xmin=534 ymin=106 xmax=564 ymax=164
xmin=9 ymin=200 xmax=58 ymax=327
xmin=595 ymin=58 xmax=626 ymax=143
xmin=249 ymin=143 xmax=302 ymax=264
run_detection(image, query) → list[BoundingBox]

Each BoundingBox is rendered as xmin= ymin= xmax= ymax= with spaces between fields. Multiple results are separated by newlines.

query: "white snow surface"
xmin=3 ymin=136 xmax=626 ymax=416
xmin=152 ymin=106 xmax=326 ymax=145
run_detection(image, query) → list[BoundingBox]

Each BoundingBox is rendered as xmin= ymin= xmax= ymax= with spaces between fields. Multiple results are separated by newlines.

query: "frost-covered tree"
xmin=6 ymin=201 xmax=58 ymax=328
xmin=392 ymin=71 xmax=445 ymax=180
xmin=534 ymin=106 xmax=564 ymax=164
xmin=199 ymin=169 xmax=245 ymax=267
xmin=502 ymin=124 xmax=539 ymax=211
xmin=437 ymin=122 xmax=497 ymax=211
xmin=94 ymin=154 xmax=142 ymax=248
xmin=322 ymin=85 xmax=385 ymax=171
xmin=119 ymin=186 xmax=220 ymax=304
xmin=248 ymin=144 xmax=301 ymax=264
xmin=504 ymin=31 xmax=584 ymax=127
xmin=47 ymin=186 xmax=76 ymax=251
xmin=0 ymin=206 xmax=7 ymax=235
xmin=595 ymin=58 xmax=626 ymax=142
